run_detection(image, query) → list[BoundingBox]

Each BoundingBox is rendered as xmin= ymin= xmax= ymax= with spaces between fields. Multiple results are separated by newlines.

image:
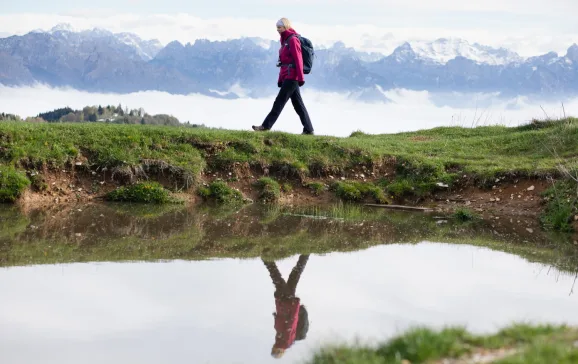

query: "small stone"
xmin=574 ymin=215 xmax=578 ymax=221
xmin=75 ymin=162 xmax=82 ymax=166
xmin=526 ymin=228 xmax=533 ymax=233
xmin=490 ymin=198 xmax=496 ymax=202
xmin=465 ymin=201 xmax=471 ymax=206
xmin=340 ymin=177 xmax=345 ymax=181
xmin=75 ymin=233 xmax=82 ymax=237
xmin=495 ymin=197 xmax=500 ymax=202
xmin=92 ymin=171 xmax=96 ymax=175
xmin=527 ymin=185 xmax=535 ymax=191
xmin=77 ymin=188 xmax=83 ymax=192
xmin=360 ymin=173 xmax=365 ymax=178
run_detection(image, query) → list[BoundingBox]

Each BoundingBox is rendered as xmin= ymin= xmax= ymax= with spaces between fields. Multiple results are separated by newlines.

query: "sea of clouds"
xmin=1 ymin=85 xmax=575 ymax=137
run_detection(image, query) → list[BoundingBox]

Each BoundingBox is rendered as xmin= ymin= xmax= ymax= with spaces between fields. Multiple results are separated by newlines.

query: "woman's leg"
xmin=290 ymin=88 xmax=314 ymax=134
xmin=259 ymin=81 xmax=299 ymax=130
xmin=286 ymin=254 xmax=310 ymax=296
xmin=262 ymin=259 xmax=289 ymax=298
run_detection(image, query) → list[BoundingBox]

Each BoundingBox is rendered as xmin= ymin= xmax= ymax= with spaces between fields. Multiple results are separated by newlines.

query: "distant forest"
xmin=0 ymin=104 xmax=205 ymax=128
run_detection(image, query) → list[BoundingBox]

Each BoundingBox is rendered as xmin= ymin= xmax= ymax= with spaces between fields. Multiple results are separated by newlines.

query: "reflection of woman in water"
xmin=262 ymin=254 xmax=310 ymax=359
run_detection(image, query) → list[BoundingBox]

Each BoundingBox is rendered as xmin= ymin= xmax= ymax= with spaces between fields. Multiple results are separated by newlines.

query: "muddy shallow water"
xmin=1 ymin=203 xmax=577 ymax=363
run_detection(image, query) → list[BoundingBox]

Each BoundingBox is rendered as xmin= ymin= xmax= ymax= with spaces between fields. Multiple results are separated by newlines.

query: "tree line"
xmin=1 ymin=104 xmax=206 ymax=128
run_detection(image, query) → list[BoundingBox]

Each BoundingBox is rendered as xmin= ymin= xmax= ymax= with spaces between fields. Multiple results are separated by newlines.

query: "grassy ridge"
xmin=0 ymin=118 xmax=576 ymax=181
xmin=306 ymin=324 xmax=578 ymax=363
xmin=0 ymin=118 xmax=577 ymax=225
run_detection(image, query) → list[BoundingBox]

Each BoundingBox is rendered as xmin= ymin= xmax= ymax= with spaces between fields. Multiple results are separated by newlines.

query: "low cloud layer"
xmin=1 ymin=85 xmax=576 ymax=137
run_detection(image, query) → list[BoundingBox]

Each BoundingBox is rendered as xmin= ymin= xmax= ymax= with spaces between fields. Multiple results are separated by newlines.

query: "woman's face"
xmin=277 ymin=25 xmax=286 ymax=34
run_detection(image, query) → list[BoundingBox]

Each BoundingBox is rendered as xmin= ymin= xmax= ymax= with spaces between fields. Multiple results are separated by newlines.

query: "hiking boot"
xmin=301 ymin=130 xmax=314 ymax=135
xmin=252 ymin=125 xmax=267 ymax=131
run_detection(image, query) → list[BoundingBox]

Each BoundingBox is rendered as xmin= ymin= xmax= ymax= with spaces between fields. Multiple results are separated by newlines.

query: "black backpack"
xmin=284 ymin=34 xmax=315 ymax=74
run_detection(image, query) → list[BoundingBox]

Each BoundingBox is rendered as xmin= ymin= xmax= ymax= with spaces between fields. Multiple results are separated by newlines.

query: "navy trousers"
xmin=262 ymin=80 xmax=314 ymax=133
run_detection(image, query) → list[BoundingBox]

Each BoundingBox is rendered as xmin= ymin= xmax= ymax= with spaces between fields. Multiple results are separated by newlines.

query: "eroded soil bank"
xmin=13 ymin=166 xmax=576 ymax=237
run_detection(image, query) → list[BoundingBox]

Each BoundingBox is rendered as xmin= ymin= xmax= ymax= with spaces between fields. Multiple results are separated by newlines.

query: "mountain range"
xmin=0 ymin=24 xmax=577 ymax=102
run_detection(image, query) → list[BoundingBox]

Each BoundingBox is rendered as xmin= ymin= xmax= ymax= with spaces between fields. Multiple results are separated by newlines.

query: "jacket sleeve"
xmin=288 ymin=36 xmax=305 ymax=83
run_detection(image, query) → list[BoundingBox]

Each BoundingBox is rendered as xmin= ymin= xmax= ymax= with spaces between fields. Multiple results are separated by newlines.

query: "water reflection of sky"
xmin=1 ymin=242 xmax=578 ymax=364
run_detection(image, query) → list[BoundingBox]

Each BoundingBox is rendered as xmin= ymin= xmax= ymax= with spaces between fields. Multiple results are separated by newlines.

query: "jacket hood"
xmin=280 ymin=28 xmax=298 ymax=42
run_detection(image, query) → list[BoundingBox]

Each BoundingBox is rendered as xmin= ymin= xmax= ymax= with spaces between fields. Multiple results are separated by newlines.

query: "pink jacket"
xmin=277 ymin=28 xmax=305 ymax=85
xmin=273 ymin=297 xmax=301 ymax=350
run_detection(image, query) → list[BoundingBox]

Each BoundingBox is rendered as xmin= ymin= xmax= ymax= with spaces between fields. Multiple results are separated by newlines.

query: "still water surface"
xmin=0 ymin=204 xmax=577 ymax=363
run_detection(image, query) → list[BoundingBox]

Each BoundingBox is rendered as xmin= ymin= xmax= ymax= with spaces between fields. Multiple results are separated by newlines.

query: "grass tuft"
xmin=255 ymin=177 xmax=281 ymax=202
xmin=306 ymin=324 xmax=578 ymax=364
xmin=540 ymin=181 xmax=577 ymax=233
xmin=105 ymin=181 xmax=176 ymax=203
xmin=198 ymin=181 xmax=247 ymax=204
xmin=0 ymin=165 xmax=30 ymax=202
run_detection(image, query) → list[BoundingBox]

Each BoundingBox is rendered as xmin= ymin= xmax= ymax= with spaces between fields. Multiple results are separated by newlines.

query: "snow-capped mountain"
xmin=410 ymin=38 xmax=524 ymax=65
xmin=34 ymin=23 xmax=164 ymax=61
xmin=0 ymin=24 xmax=576 ymax=102
xmin=115 ymin=32 xmax=163 ymax=61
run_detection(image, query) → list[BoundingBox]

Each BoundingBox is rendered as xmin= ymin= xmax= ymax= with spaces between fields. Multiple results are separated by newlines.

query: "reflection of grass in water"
xmin=2 ymin=204 xmax=578 ymax=275
xmin=306 ymin=324 xmax=578 ymax=364
xmin=282 ymin=202 xmax=378 ymax=221
xmin=196 ymin=203 xmax=250 ymax=220
xmin=105 ymin=202 xmax=186 ymax=219
xmin=5 ymin=229 xmax=205 ymax=266
xmin=260 ymin=204 xmax=283 ymax=224
xmin=0 ymin=206 xmax=29 ymax=240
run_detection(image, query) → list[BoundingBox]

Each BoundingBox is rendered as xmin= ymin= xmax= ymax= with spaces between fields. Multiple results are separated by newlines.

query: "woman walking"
xmin=252 ymin=18 xmax=314 ymax=135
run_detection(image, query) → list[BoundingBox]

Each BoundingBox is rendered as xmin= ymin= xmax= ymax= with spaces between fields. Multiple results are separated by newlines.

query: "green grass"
xmin=307 ymin=182 xmax=327 ymax=195
xmin=0 ymin=165 xmax=30 ymax=202
xmin=255 ymin=177 xmax=281 ymax=202
xmin=306 ymin=324 xmax=578 ymax=364
xmin=452 ymin=207 xmax=479 ymax=221
xmin=331 ymin=181 xmax=390 ymax=204
xmin=105 ymin=181 xmax=177 ymax=203
xmin=0 ymin=117 xmax=576 ymax=185
xmin=197 ymin=180 xmax=247 ymax=204
xmin=540 ymin=180 xmax=577 ymax=232
xmin=0 ymin=122 xmax=204 ymax=190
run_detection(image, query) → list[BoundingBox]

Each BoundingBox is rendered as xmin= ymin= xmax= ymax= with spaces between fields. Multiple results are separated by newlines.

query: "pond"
xmin=1 ymin=203 xmax=577 ymax=363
